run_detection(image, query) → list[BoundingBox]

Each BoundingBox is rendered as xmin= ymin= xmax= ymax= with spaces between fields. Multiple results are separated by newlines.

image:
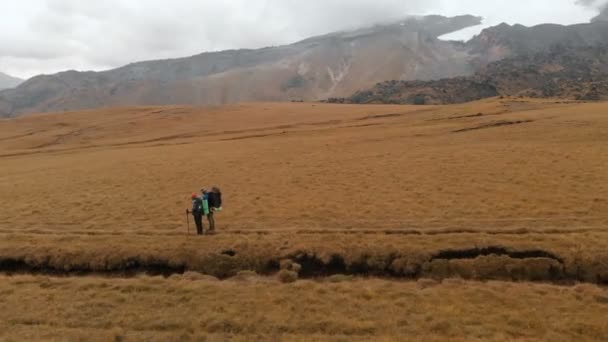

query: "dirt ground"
xmin=1 ymin=98 xmax=608 ymax=340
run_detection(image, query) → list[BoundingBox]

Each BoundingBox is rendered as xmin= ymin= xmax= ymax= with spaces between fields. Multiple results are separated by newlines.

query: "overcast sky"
xmin=0 ymin=0 xmax=603 ymax=79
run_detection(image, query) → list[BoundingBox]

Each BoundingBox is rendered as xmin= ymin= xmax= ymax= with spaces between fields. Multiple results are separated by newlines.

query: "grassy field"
xmin=1 ymin=99 xmax=607 ymax=234
xmin=1 ymin=275 xmax=607 ymax=341
xmin=1 ymin=98 xmax=608 ymax=340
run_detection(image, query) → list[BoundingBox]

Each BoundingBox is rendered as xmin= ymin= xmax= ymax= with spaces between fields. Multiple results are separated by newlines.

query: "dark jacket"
xmin=191 ymin=197 xmax=204 ymax=215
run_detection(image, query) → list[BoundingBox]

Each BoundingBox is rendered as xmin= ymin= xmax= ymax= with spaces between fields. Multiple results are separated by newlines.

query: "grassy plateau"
xmin=1 ymin=98 xmax=607 ymax=340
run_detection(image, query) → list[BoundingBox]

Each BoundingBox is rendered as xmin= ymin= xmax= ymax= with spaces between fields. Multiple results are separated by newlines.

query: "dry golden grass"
xmin=1 ymin=99 xmax=608 ymax=339
xmin=1 ymin=275 xmax=607 ymax=341
xmin=1 ymin=99 xmax=607 ymax=273
xmin=1 ymin=99 xmax=607 ymax=235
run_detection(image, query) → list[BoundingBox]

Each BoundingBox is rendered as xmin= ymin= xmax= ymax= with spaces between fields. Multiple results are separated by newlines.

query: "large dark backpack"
xmin=208 ymin=191 xmax=223 ymax=208
xmin=215 ymin=192 xmax=222 ymax=208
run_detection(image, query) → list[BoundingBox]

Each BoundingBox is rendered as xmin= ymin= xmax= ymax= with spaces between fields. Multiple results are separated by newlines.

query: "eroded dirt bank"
xmin=2 ymin=232 xmax=606 ymax=284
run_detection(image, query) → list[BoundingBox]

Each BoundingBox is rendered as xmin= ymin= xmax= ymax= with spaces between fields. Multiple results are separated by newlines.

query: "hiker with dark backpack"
xmin=202 ymin=187 xmax=223 ymax=234
xmin=187 ymin=193 xmax=205 ymax=235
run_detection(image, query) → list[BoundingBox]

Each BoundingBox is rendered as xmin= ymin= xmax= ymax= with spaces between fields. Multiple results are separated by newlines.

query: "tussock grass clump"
xmin=327 ymin=274 xmax=354 ymax=283
xmin=417 ymin=278 xmax=440 ymax=289
xmin=109 ymin=328 xmax=126 ymax=342
xmin=182 ymin=271 xmax=206 ymax=281
xmin=182 ymin=272 xmax=219 ymax=282
xmin=278 ymin=270 xmax=299 ymax=283
xmin=422 ymin=255 xmax=565 ymax=282
xmin=280 ymin=259 xmax=302 ymax=274
xmin=595 ymin=295 xmax=608 ymax=304
xmin=233 ymin=270 xmax=259 ymax=282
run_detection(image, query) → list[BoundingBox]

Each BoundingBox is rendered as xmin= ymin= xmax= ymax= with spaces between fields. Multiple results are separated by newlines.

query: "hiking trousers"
xmin=207 ymin=211 xmax=215 ymax=232
xmin=193 ymin=213 xmax=204 ymax=235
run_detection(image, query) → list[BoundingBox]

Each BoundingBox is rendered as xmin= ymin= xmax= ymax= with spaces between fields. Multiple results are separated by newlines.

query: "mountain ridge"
xmin=0 ymin=15 xmax=482 ymax=117
xmin=3 ymin=15 xmax=608 ymax=117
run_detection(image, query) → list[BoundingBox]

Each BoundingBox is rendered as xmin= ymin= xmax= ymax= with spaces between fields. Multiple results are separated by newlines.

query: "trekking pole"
xmin=186 ymin=209 xmax=190 ymax=235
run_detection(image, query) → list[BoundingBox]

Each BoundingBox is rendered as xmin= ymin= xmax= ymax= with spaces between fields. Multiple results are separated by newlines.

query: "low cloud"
xmin=575 ymin=0 xmax=608 ymax=21
xmin=0 ymin=0 xmax=600 ymax=78
xmin=576 ymin=0 xmax=607 ymax=8
xmin=0 ymin=0 xmax=437 ymax=78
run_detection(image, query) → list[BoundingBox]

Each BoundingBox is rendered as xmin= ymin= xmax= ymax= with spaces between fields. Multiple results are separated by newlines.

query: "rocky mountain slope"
xmin=331 ymin=21 xmax=608 ymax=105
xmin=0 ymin=72 xmax=23 ymax=91
xmin=3 ymin=14 xmax=608 ymax=116
xmin=0 ymin=15 xmax=481 ymax=117
xmin=467 ymin=21 xmax=608 ymax=65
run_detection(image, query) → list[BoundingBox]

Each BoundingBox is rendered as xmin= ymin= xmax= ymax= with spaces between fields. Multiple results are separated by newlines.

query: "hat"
xmin=191 ymin=193 xmax=198 ymax=199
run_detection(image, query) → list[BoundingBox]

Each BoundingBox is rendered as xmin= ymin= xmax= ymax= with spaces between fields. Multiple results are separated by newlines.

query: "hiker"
xmin=202 ymin=187 xmax=222 ymax=233
xmin=187 ymin=193 xmax=204 ymax=235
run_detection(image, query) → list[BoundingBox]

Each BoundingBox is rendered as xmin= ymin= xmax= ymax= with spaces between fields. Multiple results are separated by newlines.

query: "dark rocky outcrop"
xmin=332 ymin=44 xmax=608 ymax=105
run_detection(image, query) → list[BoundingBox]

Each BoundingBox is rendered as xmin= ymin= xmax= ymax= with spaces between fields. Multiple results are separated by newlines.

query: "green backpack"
xmin=202 ymin=198 xmax=210 ymax=215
